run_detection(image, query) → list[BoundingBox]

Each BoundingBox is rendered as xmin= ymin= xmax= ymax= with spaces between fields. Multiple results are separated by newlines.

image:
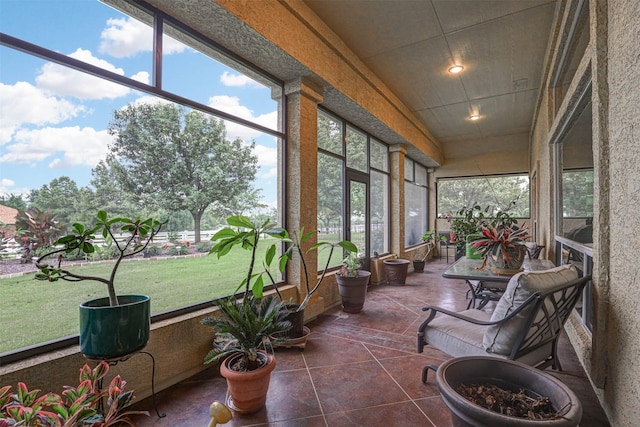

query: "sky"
xmin=0 ymin=0 xmax=280 ymax=209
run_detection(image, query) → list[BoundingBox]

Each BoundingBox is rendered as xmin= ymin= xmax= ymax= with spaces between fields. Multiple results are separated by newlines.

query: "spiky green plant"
xmin=201 ymin=295 xmax=290 ymax=370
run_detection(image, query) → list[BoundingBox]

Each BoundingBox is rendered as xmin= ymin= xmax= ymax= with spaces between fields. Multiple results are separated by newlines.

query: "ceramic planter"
xmin=383 ymin=259 xmax=410 ymax=285
xmin=485 ymin=246 xmax=527 ymax=275
xmin=436 ymin=356 xmax=582 ymax=427
xmin=336 ymin=271 xmax=371 ymax=313
xmin=220 ymin=352 xmax=276 ymax=414
xmin=79 ymin=294 xmax=150 ymax=359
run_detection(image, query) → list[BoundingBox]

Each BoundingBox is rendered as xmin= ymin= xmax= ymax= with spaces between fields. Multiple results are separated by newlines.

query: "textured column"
xmin=389 ymin=144 xmax=407 ymax=257
xmin=284 ymin=77 xmax=323 ymax=308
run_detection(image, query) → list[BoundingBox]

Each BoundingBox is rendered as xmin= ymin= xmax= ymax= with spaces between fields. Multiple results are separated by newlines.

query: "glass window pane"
xmin=370 ymin=138 xmax=388 ymax=172
xmin=163 ymin=22 xmax=281 ymax=132
xmin=349 ymin=181 xmax=367 ymax=254
xmin=437 ymin=175 xmax=530 ymax=217
xmin=405 ymin=182 xmax=427 ymax=247
xmin=370 ymin=170 xmax=389 ymax=255
xmin=318 ymin=110 xmax=342 ymax=154
xmin=1 ymin=1 xmax=154 ymax=84
xmin=404 ymin=157 xmax=414 ymax=181
xmin=415 ymin=164 xmax=427 ymax=186
xmin=346 ymin=125 xmax=367 ymax=172
xmin=317 ymin=152 xmax=344 ymax=267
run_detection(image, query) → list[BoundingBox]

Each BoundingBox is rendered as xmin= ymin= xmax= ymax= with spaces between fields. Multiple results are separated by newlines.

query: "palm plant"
xmin=201 ymin=295 xmax=290 ymax=370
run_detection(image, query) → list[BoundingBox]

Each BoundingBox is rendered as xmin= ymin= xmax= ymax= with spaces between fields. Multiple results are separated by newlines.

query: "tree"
xmin=28 ymin=177 xmax=81 ymax=226
xmin=104 ymin=103 xmax=260 ymax=243
xmin=0 ymin=193 xmax=27 ymax=210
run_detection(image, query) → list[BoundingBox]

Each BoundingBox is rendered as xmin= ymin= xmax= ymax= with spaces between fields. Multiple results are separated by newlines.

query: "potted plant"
xmin=204 ymin=216 xmax=357 ymax=341
xmin=413 ymin=231 xmax=443 ymax=271
xmin=200 ymin=215 xmax=292 ymax=414
xmin=450 ymin=205 xmax=491 ymax=260
xmin=336 ymin=252 xmax=371 ymax=313
xmin=383 ymin=254 xmax=410 ymax=285
xmin=34 ymin=211 xmax=166 ymax=359
xmin=0 ymin=361 xmax=148 ymax=426
xmin=470 ymin=224 xmax=529 ymax=274
xmin=277 ymin=228 xmax=357 ymax=338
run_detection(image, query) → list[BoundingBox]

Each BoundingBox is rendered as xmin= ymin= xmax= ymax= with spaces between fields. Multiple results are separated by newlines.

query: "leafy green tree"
xmin=28 ymin=177 xmax=81 ymax=226
xmin=438 ymin=175 xmax=530 ymax=217
xmin=562 ymin=170 xmax=593 ymax=217
xmin=104 ymin=103 xmax=260 ymax=243
xmin=0 ymin=193 xmax=27 ymax=210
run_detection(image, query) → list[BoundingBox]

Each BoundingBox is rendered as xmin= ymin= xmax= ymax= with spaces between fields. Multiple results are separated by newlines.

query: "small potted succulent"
xmin=335 ymin=252 xmax=371 ymax=313
xmin=34 ymin=210 xmax=166 ymax=359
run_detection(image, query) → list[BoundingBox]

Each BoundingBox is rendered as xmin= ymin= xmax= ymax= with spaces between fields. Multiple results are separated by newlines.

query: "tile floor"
xmin=133 ymin=259 xmax=610 ymax=426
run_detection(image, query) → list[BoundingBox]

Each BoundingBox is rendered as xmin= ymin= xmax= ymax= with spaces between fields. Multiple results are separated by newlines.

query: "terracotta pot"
xmin=383 ymin=259 xmax=410 ymax=285
xmin=220 ymin=352 xmax=276 ymax=414
xmin=436 ymin=356 xmax=582 ymax=427
xmin=336 ymin=271 xmax=371 ymax=313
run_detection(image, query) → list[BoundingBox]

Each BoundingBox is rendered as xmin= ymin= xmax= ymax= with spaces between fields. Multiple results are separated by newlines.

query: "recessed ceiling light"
xmin=448 ymin=65 xmax=464 ymax=74
xmin=469 ymin=114 xmax=480 ymax=121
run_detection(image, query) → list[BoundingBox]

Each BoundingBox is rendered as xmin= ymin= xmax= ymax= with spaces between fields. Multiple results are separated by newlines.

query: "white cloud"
xmin=130 ymin=71 xmax=150 ymax=85
xmin=220 ymin=71 xmax=262 ymax=88
xmin=253 ymin=144 xmax=277 ymax=169
xmin=35 ymin=48 xmax=136 ymax=100
xmin=0 ymin=82 xmax=83 ymax=144
xmin=130 ymin=95 xmax=173 ymax=108
xmin=0 ymin=126 xmax=112 ymax=168
xmin=99 ymin=17 xmax=188 ymax=58
xmin=207 ymin=95 xmax=278 ymax=140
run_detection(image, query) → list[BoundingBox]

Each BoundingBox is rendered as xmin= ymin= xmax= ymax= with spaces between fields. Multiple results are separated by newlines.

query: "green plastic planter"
xmin=465 ymin=234 xmax=483 ymax=259
xmin=79 ymin=294 xmax=150 ymax=359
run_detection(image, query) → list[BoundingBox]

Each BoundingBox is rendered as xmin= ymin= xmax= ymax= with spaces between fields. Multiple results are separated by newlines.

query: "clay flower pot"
xmin=336 ymin=270 xmax=371 ymax=313
xmin=219 ymin=352 xmax=276 ymax=414
xmin=383 ymin=259 xmax=410 ymax=285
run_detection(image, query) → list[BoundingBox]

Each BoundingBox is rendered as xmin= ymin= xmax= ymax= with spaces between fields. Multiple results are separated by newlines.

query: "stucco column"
xmin=284 ymin=77 xmax=323 ymax=309
xmin=389 ymin=144 xmax=407 ymax=256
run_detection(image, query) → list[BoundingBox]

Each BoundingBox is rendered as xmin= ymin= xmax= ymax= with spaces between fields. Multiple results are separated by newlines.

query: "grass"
xmin=0 ymin=245 xmax=267 ymax=354
xmin=0 ymin=234 xmax=349 ymax=354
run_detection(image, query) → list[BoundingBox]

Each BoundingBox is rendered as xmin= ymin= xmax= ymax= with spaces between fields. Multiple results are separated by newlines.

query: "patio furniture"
xmin=418 ymin=264 xmax=591 ymax=382
xmin=443 ymin=256 xmax=556 ymax=309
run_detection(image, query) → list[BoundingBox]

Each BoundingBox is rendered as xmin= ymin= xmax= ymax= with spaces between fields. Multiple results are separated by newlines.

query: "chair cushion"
xmin=483 ymin=264 xmax=578 ymax=355
xmin=423 ymin=309 xmax=491 ymax=357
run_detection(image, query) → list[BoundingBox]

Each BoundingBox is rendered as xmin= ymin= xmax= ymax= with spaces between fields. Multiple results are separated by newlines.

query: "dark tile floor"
xmin=133 ymin=259 xmax=610 ymax=426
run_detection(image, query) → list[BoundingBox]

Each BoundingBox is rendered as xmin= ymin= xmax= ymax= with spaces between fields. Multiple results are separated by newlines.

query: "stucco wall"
xmin=602 ymin=0 xmax=640 ymax=424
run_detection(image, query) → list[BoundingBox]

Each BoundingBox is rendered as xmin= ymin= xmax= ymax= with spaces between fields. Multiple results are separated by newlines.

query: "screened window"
xmin=317 ymin=109 xmax=389 ymax=261
xmin=0 ymin=0 xmax=284 ymax=356
xmin=404 ymin=159 xmax=428 ymax=247
xmin=437 ymin=175 xmax=530 ymax=217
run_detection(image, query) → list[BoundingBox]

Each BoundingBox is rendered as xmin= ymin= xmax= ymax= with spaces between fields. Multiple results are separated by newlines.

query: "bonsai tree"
xmin=34 ymin=211 xmax=167 ymax=307
xmin=0 ymin=361 xmax=148 ymax=426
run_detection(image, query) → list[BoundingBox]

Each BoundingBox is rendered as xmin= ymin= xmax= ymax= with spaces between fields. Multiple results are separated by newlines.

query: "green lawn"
xmin=0 ymin=245 xmax=271 ymax=353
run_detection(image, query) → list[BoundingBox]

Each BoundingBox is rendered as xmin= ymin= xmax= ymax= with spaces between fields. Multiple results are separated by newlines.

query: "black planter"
xmin=79 ymin=294 xmax=150 ymax=359
xmin=383 ymin=259 xmax=410 ymax=285
xmin=413 ymin=260 xmax=426 ymax=272
xmin=283 ymin=305 xmax=305 ymax=338
xmin=436 ymin=356 xmax=582 ymax=427
xmin=336 ymin=271 xmax=370 ymax=313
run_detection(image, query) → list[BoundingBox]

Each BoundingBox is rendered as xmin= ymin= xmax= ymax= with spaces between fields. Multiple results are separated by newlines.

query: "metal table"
xmin=443 ymin=257 xmax=556 ymax=308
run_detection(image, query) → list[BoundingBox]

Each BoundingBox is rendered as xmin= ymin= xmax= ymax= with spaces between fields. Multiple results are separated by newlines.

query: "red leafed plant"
xmin=471 ymin=225 xmax=529 ymax=269
xmin=0 ymin=361 xmax=148 ymax=427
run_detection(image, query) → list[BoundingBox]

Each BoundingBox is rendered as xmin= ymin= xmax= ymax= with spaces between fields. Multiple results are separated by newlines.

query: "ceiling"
xmin=303 ymin=0 xmax=558 ymax=161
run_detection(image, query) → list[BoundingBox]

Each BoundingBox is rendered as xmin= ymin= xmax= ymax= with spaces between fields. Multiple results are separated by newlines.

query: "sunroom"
xmin=0 ymin=0 xmax=637 ymax=425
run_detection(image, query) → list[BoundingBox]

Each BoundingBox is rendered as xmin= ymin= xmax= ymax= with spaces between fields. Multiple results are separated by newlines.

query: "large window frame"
xmin=0 ymin=0 xmax=286 ymax=363
xmin=317 ymin=108 xmax=390 ymax=261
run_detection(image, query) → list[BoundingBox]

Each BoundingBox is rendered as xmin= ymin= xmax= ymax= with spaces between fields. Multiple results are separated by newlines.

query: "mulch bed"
xmin=458 ymin=383 xmax=561 ymax=420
